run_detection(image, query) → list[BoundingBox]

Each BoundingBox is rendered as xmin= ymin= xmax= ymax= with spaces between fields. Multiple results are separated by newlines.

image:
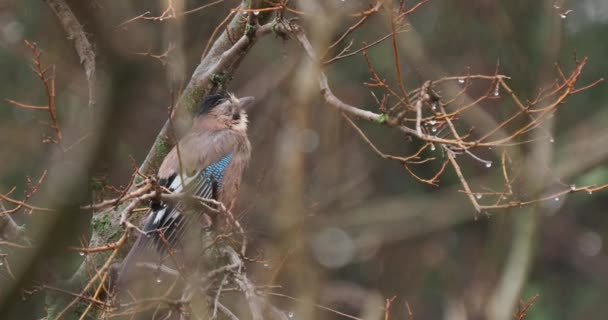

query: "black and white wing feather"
xmin=117 ymin=154 xmax=233 ymax=285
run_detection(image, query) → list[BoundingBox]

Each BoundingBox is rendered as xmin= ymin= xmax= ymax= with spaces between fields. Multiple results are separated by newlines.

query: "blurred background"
xmin=1 ymin=0 xmax=608 ymax=319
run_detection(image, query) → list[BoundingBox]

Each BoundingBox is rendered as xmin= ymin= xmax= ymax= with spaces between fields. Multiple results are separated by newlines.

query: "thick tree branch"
xmin=44 ymin=0 xmax=97 ymax=116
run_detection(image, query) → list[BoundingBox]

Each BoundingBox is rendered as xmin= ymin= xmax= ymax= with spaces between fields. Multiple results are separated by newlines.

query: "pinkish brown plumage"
xmin=117 ymin=92 xmax=254 ymax=288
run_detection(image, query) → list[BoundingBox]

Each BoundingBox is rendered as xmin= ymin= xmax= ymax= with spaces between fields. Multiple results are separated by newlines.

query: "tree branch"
xmin=44 ymin=0 xmax=97 ymax=117
xmin=0 ymin=202 xmax=28 ymax=245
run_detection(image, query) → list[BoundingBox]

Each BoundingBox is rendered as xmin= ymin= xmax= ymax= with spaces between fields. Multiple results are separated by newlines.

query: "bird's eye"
xmin=232 ymin=113 xmax=241 ymax=121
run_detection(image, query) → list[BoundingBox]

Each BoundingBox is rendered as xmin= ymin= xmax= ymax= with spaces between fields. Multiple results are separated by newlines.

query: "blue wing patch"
xmin=192 ymin=154 xmax=233 ymax=201
xmin=133 ymin=153 xmax=235 ymax=265
xmin=149 ymin=154 xmax=233 ymax=229
xmin=202 ymin=154 xmax=233 ymax=186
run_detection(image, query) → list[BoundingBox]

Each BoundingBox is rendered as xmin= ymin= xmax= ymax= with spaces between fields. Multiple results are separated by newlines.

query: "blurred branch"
xmin=0 ymin=202 xmax=28 ymax=245
xmin=556 ymin=123 xmax=608 ymax=179
xmin=44 ymin=0 xmax=97 ymax=118
xmin=486 ymin=207 xmax=538 ymax=320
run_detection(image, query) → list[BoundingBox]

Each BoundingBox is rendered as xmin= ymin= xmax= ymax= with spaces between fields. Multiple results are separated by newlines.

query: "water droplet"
xmin=554 ymin=197 xmax=560 ymax=202
xmin=78 ymin=251 xmax=86 ymax=257
xmin=0 ymin=261 xmax=4 ymax=266
xmin=458 ymin=78 xmax=465 ymax=84
xmin=493 ymin=89 xmax=500 ymax=97
xmin=159 ymin=18 xmax=164 ymax=21
xmin=263 ymin=263 xmax=271 ymax=269
xmin=430 ymin=144 xmax=436 ymax=151
xmin=288 ymin=311 xmax=295 ymax=318
xmin=588 ymin=190 xmax=593 ymax=195
xmin=553 ymin=3 xmax=561 ymax=9
xmin=558 ymin=10 xmax=573 ymax=19
xmin=156 ymin=277 xmax=162 ymax=284
xmin=429 ymin=119 xmax=437 ymax=125
xmin=550 ymin=138 xmax=555 ymax=143
xmin=485 ymin=162 xmax=492 ymax=168
xmin=570 ymin=184 xmax=576 ymax=191
xmin=475 ymin=194 xmax=482 ymax=200
xmin=431 ymin=127 xmax=437 ymax=133
xmin=431 ymin=102 xmax=437 ymax=111
xmin=253 ymin=11 xmax=260 ymax=16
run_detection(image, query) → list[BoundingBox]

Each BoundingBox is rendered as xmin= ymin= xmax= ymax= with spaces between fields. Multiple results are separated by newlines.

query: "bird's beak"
xmin=238 ymin=96 xmax=255 ymax=110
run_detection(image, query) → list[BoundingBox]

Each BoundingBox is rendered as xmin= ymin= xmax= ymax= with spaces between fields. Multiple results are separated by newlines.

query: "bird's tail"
xmin=114 ymin=208 xmax=204 ymax=293
xmin=114 ymin=225 xmax=151 ymax=292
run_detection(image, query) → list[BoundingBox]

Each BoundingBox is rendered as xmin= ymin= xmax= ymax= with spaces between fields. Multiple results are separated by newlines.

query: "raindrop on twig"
xmin=559 ymin=9 xmax=573 ymax=19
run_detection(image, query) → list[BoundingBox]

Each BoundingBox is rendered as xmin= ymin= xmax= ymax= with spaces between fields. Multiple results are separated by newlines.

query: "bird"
xmin=116 ymin=91 xmax=254 ymax=289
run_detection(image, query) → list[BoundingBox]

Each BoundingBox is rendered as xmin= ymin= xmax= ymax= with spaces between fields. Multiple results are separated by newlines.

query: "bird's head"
xmin=195 ymin=91 xmax=254 ymax=132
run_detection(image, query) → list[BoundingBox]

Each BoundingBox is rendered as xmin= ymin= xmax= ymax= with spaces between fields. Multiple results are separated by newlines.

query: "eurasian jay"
xmin=117 ymin=92 xmax=253 ymax=286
